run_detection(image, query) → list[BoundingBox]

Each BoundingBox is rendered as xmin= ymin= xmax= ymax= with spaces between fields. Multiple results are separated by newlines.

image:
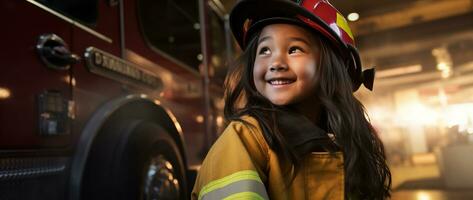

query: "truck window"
xmin=138 ymin=0 xmax=201 ymax=70
xmin=34 ymin=0 xmax=98 ymax=25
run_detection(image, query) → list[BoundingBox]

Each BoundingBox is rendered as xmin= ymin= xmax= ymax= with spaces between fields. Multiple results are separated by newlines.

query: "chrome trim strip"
xmin=199 ymin=0 xmax=213 ymax=148
xmin=209 ymin=0 xmax=226 ymax=19
xmin=26 ymin=0 xmax=113 ymax=44
xmin=119 ymin=0 xmax=126 ymax=58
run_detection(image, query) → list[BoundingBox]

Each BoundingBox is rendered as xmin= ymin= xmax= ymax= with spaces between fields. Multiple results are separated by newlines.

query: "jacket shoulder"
xmin=229 ymin=115 xmax=270 ymax=164
xmin=191 ymin=116 xmax=270 ymax=199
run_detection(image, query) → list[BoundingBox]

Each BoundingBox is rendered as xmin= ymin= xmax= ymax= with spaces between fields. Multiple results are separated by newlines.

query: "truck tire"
xmin=81 ymin=121 xmax=187 ymax=200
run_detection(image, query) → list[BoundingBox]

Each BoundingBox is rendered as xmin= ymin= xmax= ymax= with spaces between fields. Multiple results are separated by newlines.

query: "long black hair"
xmin=223 ymin=29 xmax=391 ymax=199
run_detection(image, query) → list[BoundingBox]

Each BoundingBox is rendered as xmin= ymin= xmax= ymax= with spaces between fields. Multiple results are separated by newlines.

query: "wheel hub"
xmin=143 ymin=155 xmax=180 ymax=200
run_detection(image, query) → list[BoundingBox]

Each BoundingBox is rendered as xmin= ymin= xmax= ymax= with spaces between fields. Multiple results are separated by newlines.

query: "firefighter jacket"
xmin=192 ymin=113 xmax=345 ymax=200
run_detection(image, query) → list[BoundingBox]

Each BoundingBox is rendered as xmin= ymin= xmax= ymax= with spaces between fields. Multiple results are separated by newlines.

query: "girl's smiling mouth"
xmin=267 ymin=78 xmax=296 ymax=86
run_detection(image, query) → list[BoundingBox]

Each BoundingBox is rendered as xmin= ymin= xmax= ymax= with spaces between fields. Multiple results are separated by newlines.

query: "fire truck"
xmin=0 ymin=0 xmax=233 ymax=199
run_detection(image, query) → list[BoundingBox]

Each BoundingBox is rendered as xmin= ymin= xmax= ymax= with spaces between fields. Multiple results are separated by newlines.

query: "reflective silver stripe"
xmin=201 ymin=179 xmax=269 ymax=200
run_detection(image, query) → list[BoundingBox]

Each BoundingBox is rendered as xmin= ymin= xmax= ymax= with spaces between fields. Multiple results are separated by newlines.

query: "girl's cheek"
xmin=299 ymin=60 xmax=316 ymax=74
xmin=253 ymin=61 xmax=267 ymax=77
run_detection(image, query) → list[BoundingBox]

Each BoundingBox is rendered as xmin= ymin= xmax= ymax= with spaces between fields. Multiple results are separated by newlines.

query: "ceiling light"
xmin=347 ymin=12 xmax=359 ymax=21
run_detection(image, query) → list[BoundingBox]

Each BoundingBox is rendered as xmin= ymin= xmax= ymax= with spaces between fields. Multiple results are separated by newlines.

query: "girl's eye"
xmin=289 ymin=46 xmax=303 ymax=54
xmin=258 ymin=47 xmax=271 ymax=55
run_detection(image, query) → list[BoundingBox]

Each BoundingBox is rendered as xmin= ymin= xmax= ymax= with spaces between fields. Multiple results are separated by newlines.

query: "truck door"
xmin=66 ymin=0 xmax=122 ymax=143
xmin=0 ymin=0 xmax=76 ymax=148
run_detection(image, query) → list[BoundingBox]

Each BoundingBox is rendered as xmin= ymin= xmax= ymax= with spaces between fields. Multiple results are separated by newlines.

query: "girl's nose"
xmin=269 ymin=61 xmax=288 ymax=72
xmin=269 ymin=63 xmax=287 ymax=72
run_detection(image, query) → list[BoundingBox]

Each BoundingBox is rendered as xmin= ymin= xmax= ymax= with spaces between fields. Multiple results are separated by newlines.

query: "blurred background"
xmin=330 ymin=0 xmax=473 ymax=199
xmin=220 ymin=0 xmax=473 ymax=199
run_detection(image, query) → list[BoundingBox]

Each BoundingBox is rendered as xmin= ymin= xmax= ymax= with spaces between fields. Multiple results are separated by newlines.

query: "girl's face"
xmin=253 ymin=23 xmax=320 ymax=106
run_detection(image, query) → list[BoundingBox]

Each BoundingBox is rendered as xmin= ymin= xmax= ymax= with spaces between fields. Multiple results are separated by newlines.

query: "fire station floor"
xmin=390 ymin=163 xmax=473 ymax=200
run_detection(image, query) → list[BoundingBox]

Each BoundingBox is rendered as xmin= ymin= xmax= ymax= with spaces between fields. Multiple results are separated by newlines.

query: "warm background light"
xmin=0 ymin=87 xmax=11 ymax=99
xmin=196 ymin=115 xmax=204 ymax=123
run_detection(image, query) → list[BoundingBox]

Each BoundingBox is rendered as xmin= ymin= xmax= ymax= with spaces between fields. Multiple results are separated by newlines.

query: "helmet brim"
xmin=229 ymin=0 xmax=347 ymax=50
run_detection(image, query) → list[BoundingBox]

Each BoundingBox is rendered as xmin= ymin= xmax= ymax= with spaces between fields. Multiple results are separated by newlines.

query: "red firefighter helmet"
xmin=229 ymin=0 xmax=375 ymax=91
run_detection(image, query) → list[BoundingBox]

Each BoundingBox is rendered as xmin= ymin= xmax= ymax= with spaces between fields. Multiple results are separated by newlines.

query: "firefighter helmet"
xmin=229 ymin=0 xmax=375 ymax=91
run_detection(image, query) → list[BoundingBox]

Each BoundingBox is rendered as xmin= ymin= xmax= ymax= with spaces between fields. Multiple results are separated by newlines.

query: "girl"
xmin=192 ymin=0 xmax=391 ymax=199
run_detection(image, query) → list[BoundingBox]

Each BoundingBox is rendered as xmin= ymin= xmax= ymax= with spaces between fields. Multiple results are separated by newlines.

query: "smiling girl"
xmin=192 ymin=0 xmax=391 ymax=199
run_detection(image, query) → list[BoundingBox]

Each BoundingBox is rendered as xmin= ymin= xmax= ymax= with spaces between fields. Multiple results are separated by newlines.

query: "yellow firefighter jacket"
xmin=192 ymin=115 xmax=345 ymax=200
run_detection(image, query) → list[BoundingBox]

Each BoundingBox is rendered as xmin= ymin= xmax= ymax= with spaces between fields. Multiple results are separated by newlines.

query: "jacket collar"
xmin=275 ymin=108 xmax=339 ymax=154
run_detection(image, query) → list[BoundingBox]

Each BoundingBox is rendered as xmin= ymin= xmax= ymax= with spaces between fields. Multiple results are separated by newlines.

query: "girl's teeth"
xmin=270 ymin=80 xmax=291 ymax=85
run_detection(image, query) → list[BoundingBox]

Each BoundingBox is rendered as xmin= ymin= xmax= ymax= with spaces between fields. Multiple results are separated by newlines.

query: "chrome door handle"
xmin=36 ymin=33 xmax=80 ymax=70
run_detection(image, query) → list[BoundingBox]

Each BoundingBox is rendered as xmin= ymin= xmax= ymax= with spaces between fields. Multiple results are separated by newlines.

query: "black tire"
xmin=81 ymin=121 xmax=187 ymax=200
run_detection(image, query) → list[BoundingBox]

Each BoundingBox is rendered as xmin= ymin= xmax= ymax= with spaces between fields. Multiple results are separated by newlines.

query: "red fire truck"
xmin=0 ymin=0 xmax=233 ymax=199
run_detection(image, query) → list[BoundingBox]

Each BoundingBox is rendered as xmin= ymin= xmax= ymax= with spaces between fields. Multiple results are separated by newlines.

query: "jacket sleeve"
xmin=191 ymin=118 xmax=270 ymax=200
